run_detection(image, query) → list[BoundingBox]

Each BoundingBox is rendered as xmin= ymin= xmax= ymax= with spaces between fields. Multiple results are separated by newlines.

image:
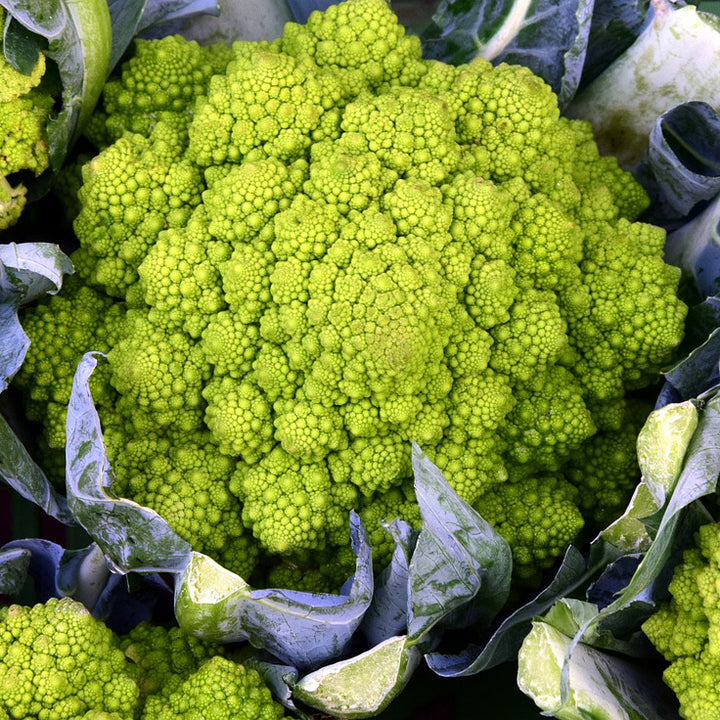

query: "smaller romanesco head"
xmin=0 ymin=598 xmax=139 ymax=719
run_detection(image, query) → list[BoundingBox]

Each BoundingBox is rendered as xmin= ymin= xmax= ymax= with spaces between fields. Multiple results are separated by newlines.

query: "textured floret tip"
xmin=0 ymin=29 xmax=52 ymax=229
xmin=86 ymin=35 xmax=233 ymax=148
xmin=147 ymin=655 xmax=288 ymax=720
xmin=21 ymin=0 xmax=688 ymax=587
xmin=643 ymin=522 xmax=720 ymax=720
xmin=0 ymin=598 xmax=139 ymax=719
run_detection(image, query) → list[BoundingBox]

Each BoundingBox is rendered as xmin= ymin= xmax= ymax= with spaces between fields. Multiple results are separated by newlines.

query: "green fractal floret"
xmin=643 ymin=522 xmax=720 ymax=720
xmin=0 ymin=20 xmax=52 ymax=229
xmin=148 ymin=655 xmax=288 ymax=720
xmin=474 ymin=474 xmax=584 ymax=584
xmin=17 ymin=0 xmax=688 ymax=588
xmin=86 ymin=35 xmax=233 ymax=148
xmin=0 ymin=599 xmax=139 ymax=720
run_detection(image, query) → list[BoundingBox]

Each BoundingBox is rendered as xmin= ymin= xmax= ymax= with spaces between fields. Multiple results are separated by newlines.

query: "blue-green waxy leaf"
xmin=3 ymin=14 xmax=46 ymax=74
xmin=543 ymin=390 xmax=720 ymax=714
xmin=243 ymin=657 xmax=303 ymax=716
xmin=425 ymin=545 xmax=592 ymax=676
xmin=406 ymin=444 xmax=512 ymax=642
xmin=66 ymin=353 xmax=192 ymax=574
xmin=0 ymin=546 xmax=31 ymax=596
xmin=0 ymin=243 xmax=74 ymax=524
xmin=0 ymin=0 xmax=112 ymax=167
xmin=665 ymin=192 xmax=720 ymax=299
xmin=0 ymin=242 xmax=72 ymax=391
xmin=0 ymin=413 xmax=74 ymax=524
xmin=285 ymin=0 xmax=337 ymax=24
xmin=0 ymin=539 xmax=170 ymax=632
xmin=360 ymin=519 xmax=417 ymax=647
xmin=421 ymin=0 xmax=594 ymax=107
xmin=175 ymin=0 xmax=291 ymax=44
xmin=637 ymin=102 xmax=720 ymax=227
xmin=661 ymin=299 xmax=720 ymax=402
xmin=567 ymin=2 xmax=720 ymax=168
xmin=175 ymin=513 xmax=373 ymax=671
xmin=580 ymin=0 xmax=648 ymax=88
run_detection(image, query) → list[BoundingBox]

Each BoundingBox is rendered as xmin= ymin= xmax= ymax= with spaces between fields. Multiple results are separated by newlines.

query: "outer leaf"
xmin=178 ymin=0 xmax=292 ymax=44
xmin=175 ymin=513 xmax=373 ymax=671
xmin=293 ymin=635 xmax=423 ymax=719
xmin=547 ymin=390 xmax=720 ymax=713
xmin=65 ymin=353 xmax=193 ymax=573
xmin=425 ymin=545 xmax=600 ymax=676
xmin=596 ymin=392 xmax=720 ymax=606
xmin=0 ymin=413 xmax=74 ymax=524
xmin=0 ymin=0 xmax=112 ymax=167
xmin=0 ymin=546 xmax=30 ymax=596
xmin=360 ymin=519 xmax=417 ymax=647
xmin=661 ymin=300 xmax=720 ymax=402
xmin=406 ymin=444 xmax=512 ymax=641
xmin=243 ymin=656 xmax=304 ymax=717
xmin=579 ymin=0 xmax=648 ymax=88
xmin=0 ymin=539 xmax=169 ymax=631
xmin=567 ymin=2 xmax=720 ymax=168
xmin=601 ymin=400 xmax=699 ymax=554
xmin=665 ymin=192 xmax=720 ymax=299
xmin=285 ymin=0 xmax=337 ymax=24
xmin=0 ymin=242 xmax=72 ymax=391
xmin=637 ymin=102 xmax=720 ymax=227
xmin=106 ymin=0 xmax=219 ymax=68
xmin=517 ymin=603 xmax=679 ymax=719
xmin=421 ymin=0 xmax=594 ymax=107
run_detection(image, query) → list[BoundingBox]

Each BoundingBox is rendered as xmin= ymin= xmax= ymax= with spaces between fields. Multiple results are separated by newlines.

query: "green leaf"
xmin=637 ymin=102 xmax=720 ymax=227
xmin=425 ymin=545 xmax=599 ymax=676
xmin=242 ymin=657 xmax=303 ymax=717
xmin=179 ymin=0 xmax=292 ymax=44
xmin=174 ymin=513 xmax=374 ymax=671
xmin=0 ymin=546 xmax=30 ymax=596
xmin=580 ymin=0 xmax=648 ymax=88
xmin=0 ymin=0 xmax=112 ymax=167
xmin=665 ymin=191 xmax=720 ymax=299
xmin=406 ymin=444 xmax=512 ymax=641
xmin=360 ymin=519 xmax=416 ymax=647
xmin=293 ymin=635 xmax=423 ymax=719
xmin=568 ymin=2 xmax=720 ymax=168
xmin=517 ymin=601 xmax=679 ymax=719
xmin=65 ymin=353 xmax=193 ymax=573
xmin=421 ymin=0 xmax=594 ymax=107
xmin=662 ymin=299 xmax=720 ymax=401
xmin=0 ymin=413 xmax=74 ymax=524
xmin=105 ymin=0 xmax=220 ymax=71
xmin=542 ymin=390 xmax=720 ymax=714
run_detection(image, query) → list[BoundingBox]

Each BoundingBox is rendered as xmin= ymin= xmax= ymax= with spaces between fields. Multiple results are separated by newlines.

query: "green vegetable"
xmin=0 ymin=8 xmax=52 ymax=229
xmin=517 ymin=598 xmax=677 ymax=720
xmin=643 ymin=521 xmax=720 ymax=720
xmin=0 ymin=597 xmax=140 ymax=719
xmin=17 ymin=0 xmax=688 ymax=586
xmin=0 ymin=596 xmax=290 ymax=720
xmin=568 ymin=1 xmax=720 ymax=168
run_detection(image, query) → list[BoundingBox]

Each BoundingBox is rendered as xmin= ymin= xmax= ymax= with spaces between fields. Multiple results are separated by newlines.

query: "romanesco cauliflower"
xmin=643 ymin=521 xmax=720 ymax=720
xmin=0 ymin=7 xmax=52 ymax=229
xmin=19 ymin=0 xmax=687 ymax=584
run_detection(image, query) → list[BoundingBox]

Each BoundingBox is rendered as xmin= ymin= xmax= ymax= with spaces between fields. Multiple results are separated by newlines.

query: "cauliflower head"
xmin=18 ymin=0 xmax=687 ymax=584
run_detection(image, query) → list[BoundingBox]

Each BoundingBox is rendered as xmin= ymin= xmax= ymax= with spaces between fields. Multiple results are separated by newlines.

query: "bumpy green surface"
xmin=19 ymin=0 xmax=686 ymax=584
xmin=0 ymin=598 xmax=139 ymax=719
xmin=643 ymin=522 xmax=720 ymax=720
xmin=0 ymin=7 xmax=52 ymax=229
